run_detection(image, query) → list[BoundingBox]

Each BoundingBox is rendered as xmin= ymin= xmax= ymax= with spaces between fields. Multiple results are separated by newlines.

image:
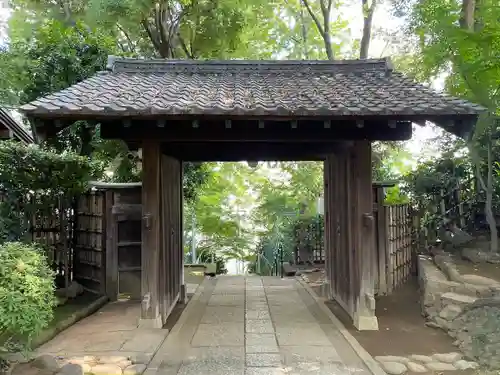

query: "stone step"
xmin=441 ymin=292 xmax=477 ymax=307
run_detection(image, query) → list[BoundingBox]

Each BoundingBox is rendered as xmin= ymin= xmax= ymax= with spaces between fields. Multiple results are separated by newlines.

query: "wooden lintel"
xmin=27 ymin=113 xmax=477 ymax=141
xmin=157 ymin=119 xmax=166 ymax=127
xmin=160 ymin=141 xmax=346 ymax=161
xmin=100 ymin=119 xmax=413 ymax=142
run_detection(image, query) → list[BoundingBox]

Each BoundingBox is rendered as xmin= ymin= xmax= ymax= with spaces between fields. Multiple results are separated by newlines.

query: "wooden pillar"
xmin=323 ymin=160 xmax=330 ymax=299
xmin=139 ymin=140 xmax=162 ymax=328
xmin=104 ymin=190 xmax=118 ymax=301
xmin=179 ymin=163 xmax=187 ymax=304
xmin=375 ymin=186 xmax=388 ymax=296
xmin=352 ymin=140 xmax=378 ymax=330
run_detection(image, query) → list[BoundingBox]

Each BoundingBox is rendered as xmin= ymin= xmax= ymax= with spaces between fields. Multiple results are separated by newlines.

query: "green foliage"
xmin=196 ymin=248 xmax=227 ymax=275
xmin=292 ymin=215 xmax=323 ymax=258
xmin=0 ymin=242 xmax=56 ymax=352
xmin=384 ymin=186 xmax=409 ymax=205
xmin=0 ymin=141 xmax=95 ymax=242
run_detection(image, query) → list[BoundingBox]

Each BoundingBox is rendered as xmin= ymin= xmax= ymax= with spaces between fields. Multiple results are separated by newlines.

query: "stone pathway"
xmin=21 ymin=300 xmax=169 ymax=375
xmin=145 ymin=276 xmax=374 ymax=375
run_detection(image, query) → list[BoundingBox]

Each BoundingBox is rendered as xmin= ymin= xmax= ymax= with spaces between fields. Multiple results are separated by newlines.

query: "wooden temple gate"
xmin=22 ymin=57 xmax=480 ymax=330
xmin=324 ymin=141 xmax=377 ymax=329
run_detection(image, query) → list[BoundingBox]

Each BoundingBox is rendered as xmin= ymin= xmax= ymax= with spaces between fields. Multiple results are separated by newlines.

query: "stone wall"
xmin=418 ymin=253 xmax=500 ymax=368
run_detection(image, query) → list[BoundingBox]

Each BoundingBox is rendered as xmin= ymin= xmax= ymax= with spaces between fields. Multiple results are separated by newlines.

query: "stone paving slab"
xmin=147 ymin=276 xmax=374 ymax=375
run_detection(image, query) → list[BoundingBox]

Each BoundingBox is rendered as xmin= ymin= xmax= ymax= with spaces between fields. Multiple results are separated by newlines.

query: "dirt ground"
xmin=452 ymin=257 xmax=500 ymax=283
xmin=305 ymin=272 xmax=477 ymax=375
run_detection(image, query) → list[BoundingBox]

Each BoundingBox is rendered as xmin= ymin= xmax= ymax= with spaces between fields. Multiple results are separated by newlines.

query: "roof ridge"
xmin=106 ymin=56 xmax=393 ymax=74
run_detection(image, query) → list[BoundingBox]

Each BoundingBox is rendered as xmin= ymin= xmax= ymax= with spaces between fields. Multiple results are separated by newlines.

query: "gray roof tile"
xmin=20 ymin=57 xmax=484 ymax=118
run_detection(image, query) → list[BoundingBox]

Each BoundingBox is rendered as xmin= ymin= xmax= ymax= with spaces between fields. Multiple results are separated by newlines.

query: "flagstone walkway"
xmin=145 ymin=276 xmax=377 ymax=375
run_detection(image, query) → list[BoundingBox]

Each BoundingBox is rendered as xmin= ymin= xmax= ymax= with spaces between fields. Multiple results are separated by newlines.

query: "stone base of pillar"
xmin=353 ymin=314 xmax=379 ymax=331
xmin=179 ymin=284 xmax=187 ymax=304
xmin=138 ymin=315 xmax=162 ymax=329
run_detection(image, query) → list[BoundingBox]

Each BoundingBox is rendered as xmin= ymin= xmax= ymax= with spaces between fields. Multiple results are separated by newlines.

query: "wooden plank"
xmin=353 ymin=140 xmax=377 ymax=330
xmin=105 ymin=191 xmax=118 ymax=300
xmin=375 ymin=187 xmax=388 ymax=295
xmin=140 ymin=140 xmax=162 ymax=327
xmin=160 ymin=154 xmax=168 ymax=324
xmin=99 ymin=192 xmax=107 ymax=296
xmin=323 ymin=159 xmax=331 ymax=299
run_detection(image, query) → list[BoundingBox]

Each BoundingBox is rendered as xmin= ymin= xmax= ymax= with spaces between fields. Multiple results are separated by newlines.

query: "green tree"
xmin=399 ymin=0 xmax=500 ymax=250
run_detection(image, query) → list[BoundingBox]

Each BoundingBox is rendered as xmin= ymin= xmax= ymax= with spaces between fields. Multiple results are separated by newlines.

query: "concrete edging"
xmin=297 ymin=279 xmax=387 ymax=375
xmin=147 ymin=277 xmax=209 ymax=370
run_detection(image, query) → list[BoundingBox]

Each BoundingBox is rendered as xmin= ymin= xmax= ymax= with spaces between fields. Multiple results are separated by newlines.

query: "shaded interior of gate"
xmin=20 ymin=58 xmax=481 ymax=331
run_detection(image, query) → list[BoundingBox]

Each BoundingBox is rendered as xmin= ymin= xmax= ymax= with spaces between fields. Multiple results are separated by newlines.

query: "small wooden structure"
xmin=0 ymin=107 xmax=35 ymax=144
xmin=21 ymin=57 xmax=482 ymax=330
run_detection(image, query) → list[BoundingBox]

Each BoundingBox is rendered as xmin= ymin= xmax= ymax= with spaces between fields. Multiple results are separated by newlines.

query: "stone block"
xmin=432 ymin=352 xmax=462 ymax=363
xmin=124 ymin=364 xmax=147 ymax=375
xmin=425 ymin=362 xmax=456 ymax=371
xmin=439 ymin=304 xmax=462 ymax=320
xmin=408 ymin=355 xmax=433 ymax=363
xmin=374 ymin=356 xmax=409 ymax=364
xmin=441 ymin=292 xmax=477 ymax=307
xmin=32 ymin=354 xmax=60 ymax=372
xmin=90 ymin=363 xmax=123 ymax=375
xmin=378 ymin=361 xmax=407 ymax=375
xmin=406 ymin=361 xmax=427 ymax=373
xmin=58 ymin=363 xmax=84 ymax=375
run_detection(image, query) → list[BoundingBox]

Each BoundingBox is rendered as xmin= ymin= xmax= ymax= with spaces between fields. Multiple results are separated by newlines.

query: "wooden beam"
xmin=100 ymin=119 xmax=413 ymax=142
xmin=139 ymin=139 xmax=162 ymax=328
xmin=161 ymin=141 xmax=345 ymax=161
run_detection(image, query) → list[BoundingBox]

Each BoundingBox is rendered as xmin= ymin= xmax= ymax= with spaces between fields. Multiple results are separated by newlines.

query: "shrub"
xmin=0 ymin=242 xmax=56 ymax=352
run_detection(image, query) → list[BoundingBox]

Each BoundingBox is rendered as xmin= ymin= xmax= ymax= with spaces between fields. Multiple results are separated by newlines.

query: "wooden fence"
xmin=386 ymin=204 xmax=414 ymax=292
xmin=73 ymin=191 xmax=106 ymax=294
xmin=373 ymin=184 xmax=415 ymax=295
xmin=29 ymin=191 xmax=106 ymax=295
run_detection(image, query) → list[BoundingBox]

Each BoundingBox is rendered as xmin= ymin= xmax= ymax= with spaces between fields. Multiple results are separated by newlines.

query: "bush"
xmin=0 ymin=242 xmax=56 ymax=352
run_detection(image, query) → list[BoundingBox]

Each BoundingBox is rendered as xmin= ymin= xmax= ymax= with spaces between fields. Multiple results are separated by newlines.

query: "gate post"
xmin=353 ymin=140 xmax=378 ymax=330
xmin=139 ymin=140 xmax=162 ymax=328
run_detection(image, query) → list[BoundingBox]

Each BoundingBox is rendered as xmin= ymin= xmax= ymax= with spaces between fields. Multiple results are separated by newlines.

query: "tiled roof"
xmin=20 ymin=57 xmax=484 ymax=119
xmin=0 ymin=107 xmax=35 ymax=144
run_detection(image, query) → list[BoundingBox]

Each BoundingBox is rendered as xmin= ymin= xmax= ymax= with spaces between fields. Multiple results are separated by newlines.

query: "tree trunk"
xmin=473 ymin=143 xmax=498 ymax=252
xmin=302 ymin=0 xmax=334 ymax=60
xmin=360 ymin=0 xmax=376 ymax=59
xmin=459 ymin=0 xmax=476 ymax=30
xmin=486 ymin=142 xmax=498 ymax=251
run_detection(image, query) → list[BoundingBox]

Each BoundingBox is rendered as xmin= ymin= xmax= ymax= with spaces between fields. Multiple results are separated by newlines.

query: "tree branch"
xmin=301 ymin=0 xmax=325 ymax=35
xmin=116 ymin=23 xmax=136 ymax=54
xmin=177 ymin=33 xmax=195 ymax=59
